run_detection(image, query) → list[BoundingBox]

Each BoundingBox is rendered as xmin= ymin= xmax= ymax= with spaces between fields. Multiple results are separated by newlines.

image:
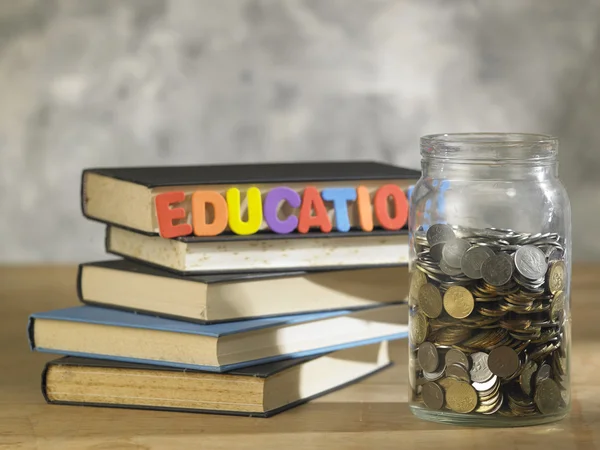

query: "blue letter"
xmin=321 ymin=188 xmax=357 ymax=232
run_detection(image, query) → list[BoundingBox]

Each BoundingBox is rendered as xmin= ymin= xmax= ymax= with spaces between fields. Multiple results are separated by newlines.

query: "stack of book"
xmin=28 ymin=161 xmax=419 ymax=417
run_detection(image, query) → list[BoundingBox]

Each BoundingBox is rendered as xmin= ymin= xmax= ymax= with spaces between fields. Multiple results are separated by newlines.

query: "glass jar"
xmin=407 ymin=133 xmax=571 ymax=427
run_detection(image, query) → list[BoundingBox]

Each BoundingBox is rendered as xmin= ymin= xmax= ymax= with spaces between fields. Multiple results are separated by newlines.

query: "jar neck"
xmin=420 ymin=133 xmax=559 ymax=181
xmin=422 ymin=159 xmax=558 ymax=181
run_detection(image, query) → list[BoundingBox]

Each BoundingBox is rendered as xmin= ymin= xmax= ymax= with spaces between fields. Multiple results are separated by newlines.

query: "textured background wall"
xmin=1 ymin=0 xmax=600 ymax=262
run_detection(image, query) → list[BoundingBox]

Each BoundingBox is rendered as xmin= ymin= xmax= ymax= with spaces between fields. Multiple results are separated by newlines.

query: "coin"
xmin=488 ymin=346 xmax=520 ymax=378
xmin=472 ymin=375 xmax=498 ymax=392
xmin=417 ymin=342 xmax=439 ymax=373
xmin=423 ymin=365 xmax=446 ymax=382
xmin=519 ymin=361 xmax=538 ymax=396
xmin=536 ymin=363 xmax=552 ymax=384
xmin=438 ymin=377 xmax=460 ymax=392
xmin=410 ymin=311 xmax=428 ymax=345
xmin=515 ymin=245 xmax=548 ymax=280
xmin=440 ymin=258 xmax=464 ymax=276
xmin=409 ymin=270 xmax=427 ymax=305
xmin=418 ymin=283 xmax=443 ymax=319
xmin=446 ymin=363 xmax=470 ymax=382
xmin=548 ymin=261 xmax=566 ymax=294
xmin=409 ymin=356 xmax=418 ymax=392
xmin=443 ymin=286 xmax=474 ymax=319
xmin=445 ymin=348 xmax=470 ymax=370
xmin=534 ymin=378 xmax=561 ymax=414
xmin=551 ymin=291 xmax=565 ymax=322
xmin=470 ymin=352 xmax=494 ymax=383
xmin=442 ymin=238 xmax=471 ymax=268
xmin=481 ymin=394 xmax=504 ymax=415
xmin=422 ymin=382 xmax=445 ymax=410
xmin=430 ymin=243 xmax=445 ymax=262
xmin=481 ymin=253 xmax=514 ymax=286
xmin=427 ymin=224 xmax=455 ymax=246
xmin=445 ymin=381 xmax=478 ymax=413
xmin=461 ymin=246 xmax=495 ymax=279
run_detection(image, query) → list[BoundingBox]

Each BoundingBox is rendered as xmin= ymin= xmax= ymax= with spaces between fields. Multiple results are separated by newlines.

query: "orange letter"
xmin=356 ymin=185 xmax=373 ymax=232
xmin=155 ymin=191 xmax=192 ymax=238
xmin=192 ymin=191 xmax=228 ymax=236
xmin=297 ymin=186 xmax=332 ymax=233
xmin=374 ymin=184 xmax=408 ymax=230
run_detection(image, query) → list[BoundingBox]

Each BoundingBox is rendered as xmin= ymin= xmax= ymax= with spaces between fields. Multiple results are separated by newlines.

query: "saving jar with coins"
xmin=407 ymin=133 xmax=571 ymax=426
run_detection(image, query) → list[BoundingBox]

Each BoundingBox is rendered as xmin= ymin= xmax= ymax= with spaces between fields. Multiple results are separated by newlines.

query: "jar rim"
xmin=420 ymin=132 xmax=558 ymax=162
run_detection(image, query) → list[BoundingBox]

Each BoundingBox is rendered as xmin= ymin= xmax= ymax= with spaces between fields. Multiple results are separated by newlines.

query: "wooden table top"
xmin=1 ymin=264 xmax=599 ymax=450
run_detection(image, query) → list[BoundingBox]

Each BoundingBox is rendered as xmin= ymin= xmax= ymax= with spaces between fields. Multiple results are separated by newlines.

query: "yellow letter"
xmin=226 ymin=187 xmax=263 ymax=235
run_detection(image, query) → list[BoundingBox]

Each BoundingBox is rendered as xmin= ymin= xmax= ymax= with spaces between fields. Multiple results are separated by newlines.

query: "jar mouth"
xmin=420 ymin=133 xmax=558 ymax=162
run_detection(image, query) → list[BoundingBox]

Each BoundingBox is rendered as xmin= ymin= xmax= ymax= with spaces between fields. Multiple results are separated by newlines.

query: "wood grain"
xmin=1 ymin=264 xmax=599 ymax=450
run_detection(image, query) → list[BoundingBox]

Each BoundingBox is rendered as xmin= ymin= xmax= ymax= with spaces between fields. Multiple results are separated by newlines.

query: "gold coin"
xmin=409 ymin=270 xmax=427 ymax=306
xmin=443 ymin=286 xmax=475 ymax=319
xmin=551 ymin=290 xmax=565 ymax=322
xmin=548 ymin=261 xmax=566 ymax=294
xmin=410 ymin=311 xmax=428 ymax=345
xmin=445 ymin=380 xmax=478 ymax=413
xmin=419 ymin=283 xmax=443 ymax=319
xmin=438 ymin=377 xmax=460 ymax=392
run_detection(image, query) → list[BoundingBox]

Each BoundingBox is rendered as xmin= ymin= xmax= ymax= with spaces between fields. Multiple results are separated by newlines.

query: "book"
xmin=81 ymin=161 xmax=419 ymax=236
xmin=78 ymin=260 xmax=410 ymax=323
xmin=42 ymin=341 xmax=390 ymax=417
xmin=29 ymin=303 xmax=407 ymax=372
xmin=105 ymin=226 xmax=409 ymax=274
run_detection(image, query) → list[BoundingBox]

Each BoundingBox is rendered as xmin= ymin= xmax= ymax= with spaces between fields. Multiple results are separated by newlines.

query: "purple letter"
xmin=264 ymin=187 xmax=301 ymax=234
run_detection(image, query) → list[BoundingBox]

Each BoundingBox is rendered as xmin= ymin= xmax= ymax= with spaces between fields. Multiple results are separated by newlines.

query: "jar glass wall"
xmin=408 ymin=133 xmax=571 ymax=427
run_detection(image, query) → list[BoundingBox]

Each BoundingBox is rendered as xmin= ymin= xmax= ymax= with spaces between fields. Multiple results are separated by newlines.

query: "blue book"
xmin=29 ymin=303 xmax=408 ymax=372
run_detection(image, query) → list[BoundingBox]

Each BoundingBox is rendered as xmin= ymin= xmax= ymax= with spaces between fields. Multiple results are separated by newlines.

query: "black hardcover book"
xmin=41 ymin=341 xmax=392 ymax=417
xmin=77 ymin=259 xmax=409 ymax=323
xmin=81 ymin=161 xmax=419 ymax=236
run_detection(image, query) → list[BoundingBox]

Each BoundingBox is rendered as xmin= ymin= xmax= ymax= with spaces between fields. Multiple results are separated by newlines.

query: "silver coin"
xmin=482 ymin=394 xmax=504 ymax=415
xmin=442 ymin=238 xmax=471 ymax=269
xmin=470 ymin=352 xmax=494 ymax=383
xmin=426 ymin=224 xmax=455 ymax=246
xmin=461 ymin=246 xmax=495 ymax=279
xmin=423 ymin=365 xmax=446 ymax=381
xmin=472 ymin=374 xmax=498 ymax=392
xmin=440 ymin=258 xmax=464 ymax=276
xmin=446 ymin=363 xmax=470 ymax=382
xmin=515 ymin=245 xmax=548 ymax=280
xmin=445 ymin=348 xmax=470 ymax=370
xmin=481 ymin=253 xmax=514 ymax=286
xmin=418 ymin=342 xmax=439 ymax=373
xmin=536 ymin=363 xmax=552 ymax=384
xmin=429 ymin=242 xmax=445 ymax=262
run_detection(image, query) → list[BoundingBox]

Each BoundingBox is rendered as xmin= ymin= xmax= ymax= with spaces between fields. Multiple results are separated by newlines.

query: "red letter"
xmin=297 ymin=187 xmax=332 ymax=233
xmin=374 ymin=184 xmax=408 ymax=230
xmin=155 ymin=191 xmax=192 ymax=238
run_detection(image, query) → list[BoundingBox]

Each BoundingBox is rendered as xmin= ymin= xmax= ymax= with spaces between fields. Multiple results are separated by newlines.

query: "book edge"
xmin=104 ymin=240 xmax=408 ymax=276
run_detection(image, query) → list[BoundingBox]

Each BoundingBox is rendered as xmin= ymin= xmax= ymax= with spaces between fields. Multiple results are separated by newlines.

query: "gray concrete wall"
xmin=1 ymin=0 xmax=599 ymax=262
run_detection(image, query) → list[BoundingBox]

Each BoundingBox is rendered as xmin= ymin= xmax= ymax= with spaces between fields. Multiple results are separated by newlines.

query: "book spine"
xmin=80 ymin=169 xmax=89 ymax=219
xmin=76 ymin=263 xmax=85 ymax=304
xmin=27 ymin=317 xmax=37 ymax=350
xmin=40 ymin=360 xmax=53 ymax=404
